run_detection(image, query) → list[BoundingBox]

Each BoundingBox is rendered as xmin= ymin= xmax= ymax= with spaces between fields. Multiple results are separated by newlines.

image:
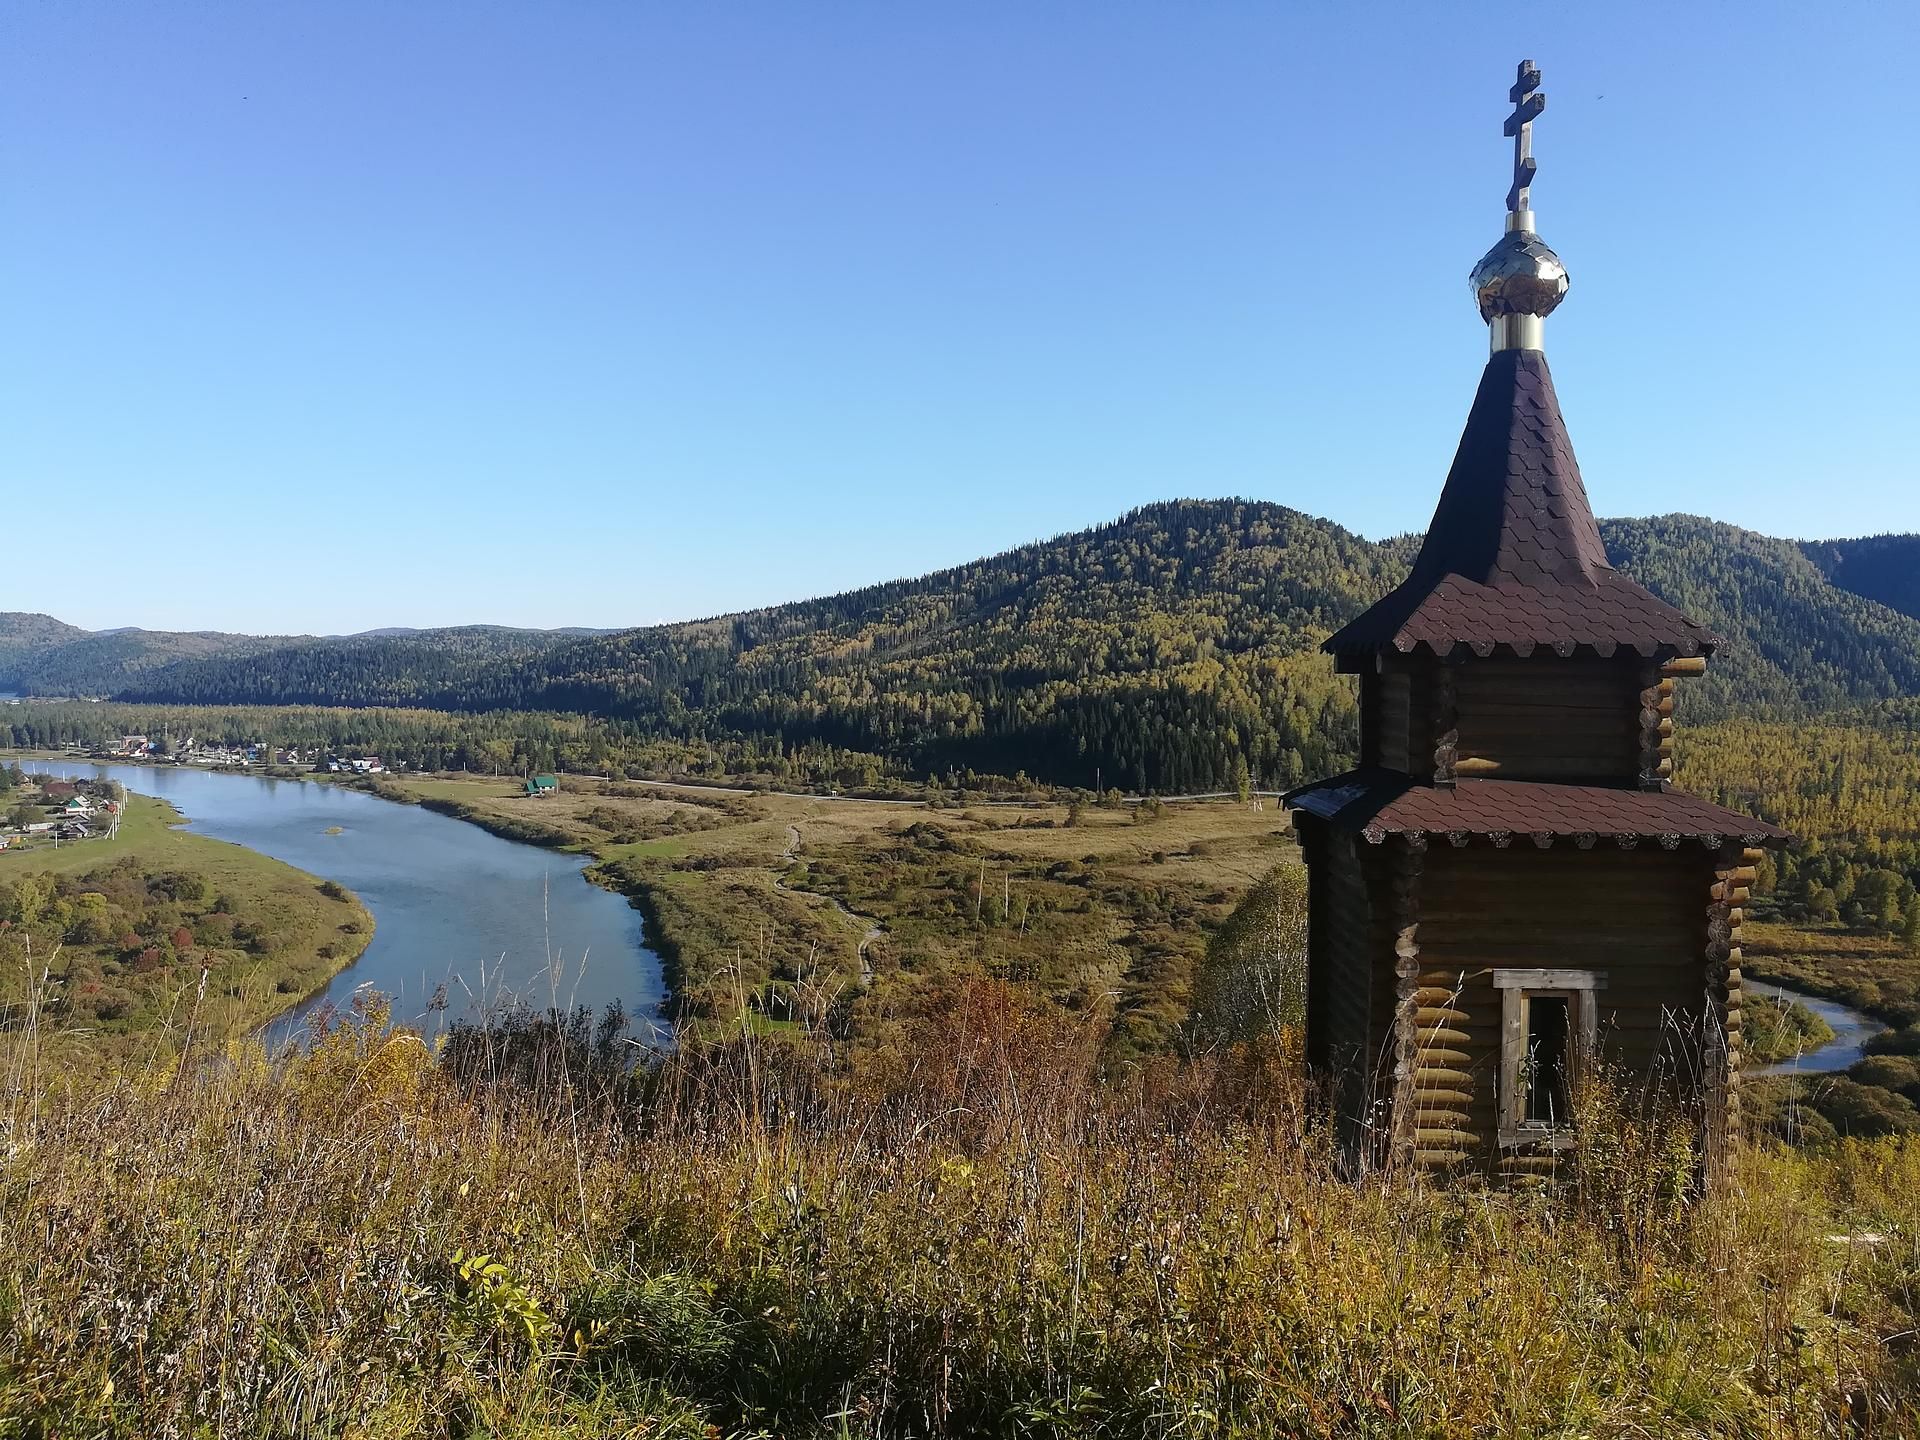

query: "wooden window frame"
xmin=1494 ymin=967 xmax=1605 ymax=1149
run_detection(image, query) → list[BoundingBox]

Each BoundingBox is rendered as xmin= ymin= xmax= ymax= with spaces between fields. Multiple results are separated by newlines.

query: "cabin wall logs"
xmin=1403 ymin=843 xmax=1715 ymax=1171
xmin=1362 ymin=657 xmax=1660 ymax=785
xmin=1447 ymin=657 xmax=1645 ymax=784
xmin=1325 ymin=831 xmax=1376 ymax=1162
xmin=1366 ymin=664 xmax=1434 ymax=780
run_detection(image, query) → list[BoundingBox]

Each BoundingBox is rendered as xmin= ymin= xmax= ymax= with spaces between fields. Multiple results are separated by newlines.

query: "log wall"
xmin=1378 ymin=671 xmax=1412 ymax=773
xmin=1449 ymin=657 xmax=1643 ymax=784
xmin=1298 ymin=820 xmax=1402 ymax=1171
xmin=1404 ymin=842 xmax=1717 ymax=1171
xmin=1324 ymin=830 xmax=1380 ymax=1163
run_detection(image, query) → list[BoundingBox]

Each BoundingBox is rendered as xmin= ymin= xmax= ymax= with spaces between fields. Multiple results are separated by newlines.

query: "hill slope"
xmin=1798 ymin=535 xmax=1920 ymax=623
xmin=0 ymin=613 xmax=88 ymax=680
xmin=1602 ymin=517 xmax=1920 ymax=715
xmin=9 ymin=503 xmax=1919 ymax=792
xmin=0 ymin=620 xmax=604 ymax=703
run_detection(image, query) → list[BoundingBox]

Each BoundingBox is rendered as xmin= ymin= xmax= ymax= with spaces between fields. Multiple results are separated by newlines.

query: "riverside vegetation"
xmin=0 ymin=784 xmax=373 ymax=1072
xmin=357 ymin=771 xmax=1295 ymax=1065
xmin=302 ymin=763 xmax=1920 ymax=1146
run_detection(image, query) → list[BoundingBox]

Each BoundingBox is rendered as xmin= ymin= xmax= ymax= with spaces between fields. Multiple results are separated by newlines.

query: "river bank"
xmin=0 ymin=787 xmax=376 ymax=1065
xmin=1747 ymin=980 xmax=1888 ymax=1076
xmin=4 ymin=756 xmax=668 ymax=1042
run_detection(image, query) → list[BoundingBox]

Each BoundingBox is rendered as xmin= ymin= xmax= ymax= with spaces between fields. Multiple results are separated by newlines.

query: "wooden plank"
xmin=1409 ymin=1089 xmax=1475 ymax=1106
xmin=1414 ymin=1127 xmax=1480 ymax=1146
xmin=1489 ymin=967 xmax=1608 ymax=990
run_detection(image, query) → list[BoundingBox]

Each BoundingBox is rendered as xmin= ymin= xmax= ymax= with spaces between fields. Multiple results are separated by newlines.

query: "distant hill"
xmin=1797 ymin=535 xmax=1920 ymax=624
xmin=7 ymin=501 xmax=1917 ymax=793
xmin=1601 ymin=517 xmax=1920 ymax=716
xmin=0 ymin=618 xmax=606 ymax=705
xmin=0 ymin=613 xmax=87 ymax=680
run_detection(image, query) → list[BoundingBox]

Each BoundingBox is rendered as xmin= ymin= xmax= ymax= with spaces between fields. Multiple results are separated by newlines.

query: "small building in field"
xmin=526 ymin=775 xmax=559 ymax=796
xmin=1284 ymin=62 xmax=1788 ymax=1179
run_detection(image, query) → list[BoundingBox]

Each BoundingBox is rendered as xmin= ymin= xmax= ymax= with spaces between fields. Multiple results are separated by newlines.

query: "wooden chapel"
xmin=1284 ymin=62 xmax=1789 ymax=1176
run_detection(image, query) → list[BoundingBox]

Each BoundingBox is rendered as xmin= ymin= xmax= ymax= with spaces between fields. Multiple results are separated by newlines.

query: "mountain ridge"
xmin=6 ymin=503 xmax=1918 ymax=792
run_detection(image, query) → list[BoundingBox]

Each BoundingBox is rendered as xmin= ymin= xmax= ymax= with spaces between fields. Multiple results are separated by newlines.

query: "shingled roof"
xmin=1286 ymin=768 xmax=1790 ymax=848
xmin=1326 ymin=349 xmax=1718 ymax=662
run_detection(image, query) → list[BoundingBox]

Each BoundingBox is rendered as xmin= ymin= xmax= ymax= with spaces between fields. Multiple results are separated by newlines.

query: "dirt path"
xmin=773 ymin=822 xmax=883 ymax=985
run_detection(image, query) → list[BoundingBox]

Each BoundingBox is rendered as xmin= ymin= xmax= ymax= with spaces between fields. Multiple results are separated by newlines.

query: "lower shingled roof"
xmin=1284 ymin=768 xmax=1790 ymax=848
xmin=1324 ymin=571 xmax=1720 ymax=661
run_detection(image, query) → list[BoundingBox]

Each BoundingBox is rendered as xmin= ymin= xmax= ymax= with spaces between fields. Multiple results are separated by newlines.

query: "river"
xmin=1745 ymin=979 xmax=1886 ymax=1077
xmin=20 ymin=760 xmax=668 ymax=1043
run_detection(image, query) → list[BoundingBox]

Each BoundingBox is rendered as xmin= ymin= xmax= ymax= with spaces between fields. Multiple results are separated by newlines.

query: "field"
xmin=368 ymin=772 xmax=1297 ymax=1059
xmin=0 ymin=787 xmax=374 ymax=1069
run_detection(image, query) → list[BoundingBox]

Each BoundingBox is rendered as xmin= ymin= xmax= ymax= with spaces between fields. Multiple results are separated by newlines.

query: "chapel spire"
xmin=1322 ymin=61 xmax=1715 ymax=666
xmin=1468 ymin=60 xmax=1569 ymax=353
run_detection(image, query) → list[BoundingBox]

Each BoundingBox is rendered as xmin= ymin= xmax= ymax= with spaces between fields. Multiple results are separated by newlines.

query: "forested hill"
xmin=0 ymin=620 xmax=601 ymax=701
xmin=1797 ymin=535 xmax=1920 ymax=625
xmin=8 ymin=501 xmax=1920 ymax=793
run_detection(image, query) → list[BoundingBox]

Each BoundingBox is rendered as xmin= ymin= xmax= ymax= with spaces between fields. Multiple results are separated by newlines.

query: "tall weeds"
xmin=1 ymin=977 xmax=1917 ymax=1436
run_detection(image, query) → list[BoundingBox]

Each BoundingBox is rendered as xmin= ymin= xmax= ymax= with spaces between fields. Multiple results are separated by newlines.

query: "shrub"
xmin=1851 ymin=1054 xmax=1920 ymax=1103
xmin=1812 ymin=1077 xmax=1920 ymax=1137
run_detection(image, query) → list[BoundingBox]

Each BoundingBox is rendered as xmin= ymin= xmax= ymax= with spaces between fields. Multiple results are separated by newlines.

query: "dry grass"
xmin=2 ymin=976 xmax=1919 ymax=1437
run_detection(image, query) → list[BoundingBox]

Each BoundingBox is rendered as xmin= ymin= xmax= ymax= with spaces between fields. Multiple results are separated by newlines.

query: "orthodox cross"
xmin=1504 ymin=59 xmax=1545 ymax=214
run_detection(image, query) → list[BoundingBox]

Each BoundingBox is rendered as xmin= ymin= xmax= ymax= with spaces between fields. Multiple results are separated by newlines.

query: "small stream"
xmin=1745 ymin=980 xmax=1886 ymax=1077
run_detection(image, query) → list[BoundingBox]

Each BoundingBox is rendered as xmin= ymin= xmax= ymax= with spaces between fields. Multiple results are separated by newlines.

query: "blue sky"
xmin=4 ymin=3 xmax=1915 ymax=634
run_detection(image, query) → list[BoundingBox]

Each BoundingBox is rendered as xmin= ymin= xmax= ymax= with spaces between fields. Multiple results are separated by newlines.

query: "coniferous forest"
xmin=7 ymin=500 xmax=1920 ymax=797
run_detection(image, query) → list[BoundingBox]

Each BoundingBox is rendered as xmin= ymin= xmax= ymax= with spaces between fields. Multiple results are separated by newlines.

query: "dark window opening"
xmin=1524 ymin=995 xmax=1572 ymax=1125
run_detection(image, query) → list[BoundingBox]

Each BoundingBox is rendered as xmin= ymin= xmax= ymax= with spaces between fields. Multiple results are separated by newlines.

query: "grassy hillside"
xmin=4 ymin=989 xmax=1917 ymax=1435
